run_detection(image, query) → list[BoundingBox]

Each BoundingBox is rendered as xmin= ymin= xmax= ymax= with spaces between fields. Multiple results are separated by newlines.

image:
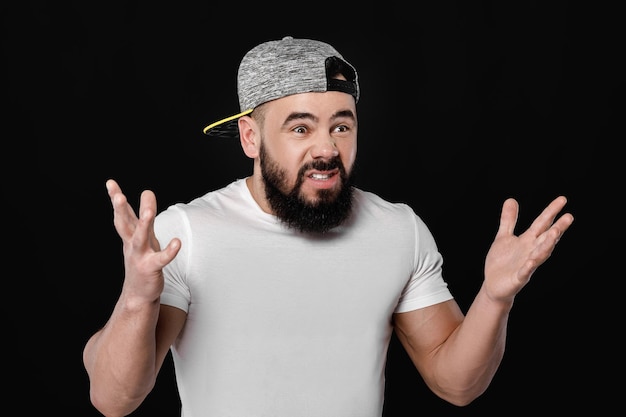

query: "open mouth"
xmin=309 ymin=172 xmax=336 ymax=180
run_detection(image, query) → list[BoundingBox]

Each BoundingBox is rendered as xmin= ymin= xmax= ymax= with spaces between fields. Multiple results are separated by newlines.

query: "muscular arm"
xmin=394 ymin=196 xmax=574 ymax=406
xmin=83 ymin=304 xmax=185 ymax=416
xmin=83 ymin=180 xmax=184 ymax=416
xmin=394 ymin=293 xmax=510 ymax=406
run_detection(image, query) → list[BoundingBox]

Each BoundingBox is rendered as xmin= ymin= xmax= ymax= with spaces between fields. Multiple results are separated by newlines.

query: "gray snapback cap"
xmin=203 ymin=36 xmax=360 ymax=138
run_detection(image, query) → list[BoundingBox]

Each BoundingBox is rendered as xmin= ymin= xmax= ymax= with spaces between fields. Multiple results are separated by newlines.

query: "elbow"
xmin=84 ymin=350 xmax=156 ymax=416
xmin=89 ymin=388 xmax=144 ymax=417
xmin=89 ymin=391 xmax=121 ymax=417
xmin=88 ymin=378 xmax=154 ymax=417
xmin=428 ymin=358 xmax=501 ymax=406
xmin=439 ymin=391 xmax=482 ymax=407
xmin=89 ymin=392 xmax=124 ymax=417
xmin=438 ymin=378 xmax=493 ymax=407
xmin=434 ymin=387 xmax=486 ymax=407
xmin=429 ymin=373 xmax=493 ymax=407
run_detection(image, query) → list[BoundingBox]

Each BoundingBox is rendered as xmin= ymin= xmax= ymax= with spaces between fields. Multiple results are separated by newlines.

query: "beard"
xmin=259 ymin=141 xmax=354 ymax=234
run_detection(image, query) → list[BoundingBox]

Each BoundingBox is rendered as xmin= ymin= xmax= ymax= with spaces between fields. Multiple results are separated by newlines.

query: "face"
xmin=255 ymin=91 xmax=358 ymax=233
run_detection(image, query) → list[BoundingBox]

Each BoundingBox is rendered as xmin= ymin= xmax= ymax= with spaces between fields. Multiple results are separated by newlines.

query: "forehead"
xmin=263 ymin=91 xmax=357 ymax=118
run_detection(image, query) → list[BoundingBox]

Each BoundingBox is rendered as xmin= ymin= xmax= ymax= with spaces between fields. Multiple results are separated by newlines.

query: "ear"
xmin=238 ymin=116 xmax=259 ymax=158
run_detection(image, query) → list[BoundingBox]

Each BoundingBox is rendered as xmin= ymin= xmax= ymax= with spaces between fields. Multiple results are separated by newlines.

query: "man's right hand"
xmin=106 ymin=179 xmax=181 ymax=303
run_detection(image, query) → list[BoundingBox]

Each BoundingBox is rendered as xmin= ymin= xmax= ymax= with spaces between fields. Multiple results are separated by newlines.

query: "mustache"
xmin=299 ymin=157 xmax=342 ymax=174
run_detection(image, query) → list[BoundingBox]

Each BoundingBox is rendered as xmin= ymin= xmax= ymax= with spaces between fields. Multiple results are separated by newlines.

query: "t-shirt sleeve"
xmin=154 ymin=205 xmax=192 ymax=313
xmin=394 ymin=211 xmax=454 ymax=313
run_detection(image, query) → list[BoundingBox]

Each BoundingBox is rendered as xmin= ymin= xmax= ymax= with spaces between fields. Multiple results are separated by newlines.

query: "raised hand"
xmin=483 ymin=196 xmax=574 ymax=303
xmin=106 ymin=179 xmax=181 ymax=302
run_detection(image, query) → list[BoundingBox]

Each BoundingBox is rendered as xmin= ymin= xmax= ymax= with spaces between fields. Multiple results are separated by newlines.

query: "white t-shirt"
xmin=156 ymin=178 xmax=453 ymax=417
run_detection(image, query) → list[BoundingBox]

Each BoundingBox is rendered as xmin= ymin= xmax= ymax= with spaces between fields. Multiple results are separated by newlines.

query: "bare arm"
xmin=394 ymin=196 xmax=574 ymax=406
xmin=82 ymin=180 xmax=183 ymax=417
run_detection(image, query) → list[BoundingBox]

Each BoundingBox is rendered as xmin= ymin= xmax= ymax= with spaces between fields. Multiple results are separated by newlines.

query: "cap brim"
xmin=202 ymin=109 xmax=253 ymax=138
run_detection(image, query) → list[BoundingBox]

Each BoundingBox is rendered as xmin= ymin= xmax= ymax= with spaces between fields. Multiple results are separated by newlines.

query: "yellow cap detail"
xmin=202 ymin=109 xmax=253 ymax=135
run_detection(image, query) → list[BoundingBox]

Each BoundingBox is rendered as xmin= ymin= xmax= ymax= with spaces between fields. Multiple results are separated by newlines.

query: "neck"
xmin=246 ymin=175 xmax=272 ymax=214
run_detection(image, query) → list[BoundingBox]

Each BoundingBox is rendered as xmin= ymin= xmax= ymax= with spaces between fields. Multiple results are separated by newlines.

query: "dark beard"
xmin=260 ymin=141 xmax=354 ymax=234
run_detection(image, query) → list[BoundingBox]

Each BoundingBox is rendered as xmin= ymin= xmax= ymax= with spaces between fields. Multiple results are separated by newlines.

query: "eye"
xmin=334 ymin=124 xmax=350 ymax=133
xmin=293 ymin=125 xmax=307 ymax=134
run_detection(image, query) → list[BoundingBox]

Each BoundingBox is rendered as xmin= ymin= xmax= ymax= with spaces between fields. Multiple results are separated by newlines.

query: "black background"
xmin=8 ymin=1 xmax=622 ymax=415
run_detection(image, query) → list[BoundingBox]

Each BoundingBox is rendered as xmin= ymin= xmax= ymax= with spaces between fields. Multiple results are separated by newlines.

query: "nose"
xmin=311 ymin=135 xmax=339 ymax=159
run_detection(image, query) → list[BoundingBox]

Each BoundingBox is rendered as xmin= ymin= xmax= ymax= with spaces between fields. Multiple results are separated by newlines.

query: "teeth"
xmin=311 ymin=173 xmax=330 ymax=180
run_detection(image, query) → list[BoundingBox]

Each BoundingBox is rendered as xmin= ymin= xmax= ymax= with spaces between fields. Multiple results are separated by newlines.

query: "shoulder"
xmin=352 ymin=188 xmax=416 ymax=218
xmin=162 ymin=178 xmax=248 ymax=214
xmin=154 ymin=179 xmax=250 ymax=232
xmin=351 ymin=188 xmax=434 ymax=240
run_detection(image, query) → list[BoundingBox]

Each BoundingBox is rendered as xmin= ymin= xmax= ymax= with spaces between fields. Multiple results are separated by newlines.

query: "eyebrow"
xmin=333 ymin=109 xmax=356 ymax=120
xmin=283 ymin=112 xmax=317 ymax=126
xmin=282 ymin=109 xmax=356 ymax=127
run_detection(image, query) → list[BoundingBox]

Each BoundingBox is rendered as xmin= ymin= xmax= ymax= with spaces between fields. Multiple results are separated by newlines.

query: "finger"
xmin=496 ymin=198 xmax=519 ymax=238
xmin=517 ymin=258 xmax=539 ymax=284
xmin=158 ymin=238 xmax=181 ymax=268
xmin=106 ymin=179 xmax=133 ymax=217
xmin=535 ymin=211 xmax=575 ymax=252
xmin=521 ymin=210 xmax=574 ymax=277
xmin=553 ymin=212 xmax=575 ymax=235
xmin=106 ymin=179 xmax=124 ymax=209
xmin=105 ymin=179 xmax=121 ymax=197
xmin=135 ymin=189 xmax=160 ymax=252
xmin=106 ymin=180 xmax=141 ymax=240
xmin=527 ymin=196 xmax=569 ymax=237
xmin=138 ymin=189 xmax=157 ymax=224
xmin=126 ymin=189 xmax=156 ymax=247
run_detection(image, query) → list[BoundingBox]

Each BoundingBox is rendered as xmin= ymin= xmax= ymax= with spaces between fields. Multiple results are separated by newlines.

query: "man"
xmin=83 ymin=36 xmax=574 ymax=416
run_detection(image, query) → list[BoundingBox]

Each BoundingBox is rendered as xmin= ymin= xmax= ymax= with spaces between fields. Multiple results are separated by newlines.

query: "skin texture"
xmin=82 ymin=90 xmax=574 ymax=417
xmin=240 ymin=91 xmax=358 ymax=216
xmin=254 ymin=94 xmax=356 ymax=233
